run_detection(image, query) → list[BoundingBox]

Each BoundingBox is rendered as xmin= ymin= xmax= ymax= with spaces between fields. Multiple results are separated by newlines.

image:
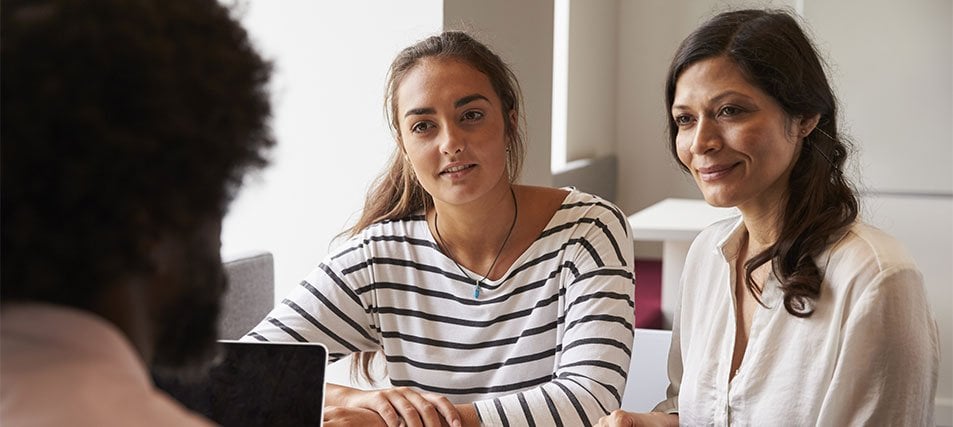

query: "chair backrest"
xmin=552 ymin=155 xmax=618 ymax=202
xmin=219 ymin=251 xmax=275 ymax=340
xmin=621 ymin=328 xmax=673 ymax=412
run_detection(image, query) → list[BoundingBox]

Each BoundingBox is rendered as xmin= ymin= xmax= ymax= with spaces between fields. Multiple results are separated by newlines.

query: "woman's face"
xmin=672 ymin=56 xmax=812 ymax=215
xmin=396 ymin=57 xmax=513 ymax=208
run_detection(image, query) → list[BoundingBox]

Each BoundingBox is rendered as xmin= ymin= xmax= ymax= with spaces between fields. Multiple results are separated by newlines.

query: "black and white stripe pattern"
xmin=246 ymin=189 xmax=635 ymax=426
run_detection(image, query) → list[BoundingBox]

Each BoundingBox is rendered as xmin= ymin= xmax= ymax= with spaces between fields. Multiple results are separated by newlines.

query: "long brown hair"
xmin=665 ymin=9 xmax=858 ymax=317
xmin=346 ymin=30 xmax=527 ymax=383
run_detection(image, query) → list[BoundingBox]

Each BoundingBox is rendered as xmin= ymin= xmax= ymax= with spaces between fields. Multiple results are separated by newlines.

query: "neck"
xmin=92 ymin=278 xmax=154 ymax=364
xmin=432 ymin=184 xmax=518 ymax=282
xmin=737 ymin=193 xmax=789 ymax=254
xmin=738 ymin=208 xmax=782 ymax=259
xmin=433 ymin=184 xmax=517 ymax=256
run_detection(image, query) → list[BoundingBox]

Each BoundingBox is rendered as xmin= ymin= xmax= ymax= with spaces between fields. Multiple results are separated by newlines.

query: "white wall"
xmin=805 ymin=0 xmax=952 ymax=195
xmin=223 ymin=1 xmax=443 ymax=301
xmin=563 ymin=0 xmax=618 ymax=163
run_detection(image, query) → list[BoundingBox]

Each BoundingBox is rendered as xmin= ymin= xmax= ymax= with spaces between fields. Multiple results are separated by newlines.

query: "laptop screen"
xmin=154 ymin=340 xmax=328 ymax=427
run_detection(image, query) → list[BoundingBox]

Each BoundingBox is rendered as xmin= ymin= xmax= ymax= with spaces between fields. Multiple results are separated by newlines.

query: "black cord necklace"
xmin=433 ymin=186 xmax=518 ymax=299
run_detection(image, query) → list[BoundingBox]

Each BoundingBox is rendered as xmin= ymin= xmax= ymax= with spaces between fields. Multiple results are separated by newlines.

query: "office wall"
xmin=804 ymin=0 xmax=952 ymax=196
xmin=563 ymin=0 xmax=618 ymax=163
xmin=222 ymin=1 xmax=443 ymax=300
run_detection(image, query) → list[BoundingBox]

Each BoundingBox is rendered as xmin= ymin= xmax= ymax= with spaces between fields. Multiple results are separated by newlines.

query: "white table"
xmin=627 ymin=198 xmax=738 ymax=328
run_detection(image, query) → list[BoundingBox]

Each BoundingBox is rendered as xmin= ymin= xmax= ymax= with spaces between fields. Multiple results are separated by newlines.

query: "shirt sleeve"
xmin=473 ymin=203 xmax=636 ymax=426
xmin=816 ymin=266 xmax=940 ymax=425
xmin=242 ymin=239 xmax=380 ymax=363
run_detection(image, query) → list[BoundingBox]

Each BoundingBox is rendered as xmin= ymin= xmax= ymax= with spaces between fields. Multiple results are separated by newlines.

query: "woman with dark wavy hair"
xmin=249 ymin=31 xmax=635 ymax=427
xmin=598 ymin=9 xmax=938 ymax=427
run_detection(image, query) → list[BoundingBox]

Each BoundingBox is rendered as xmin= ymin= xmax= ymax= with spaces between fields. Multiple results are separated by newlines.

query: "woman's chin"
xmin=701 ymin=192 xmax=737 ymax=209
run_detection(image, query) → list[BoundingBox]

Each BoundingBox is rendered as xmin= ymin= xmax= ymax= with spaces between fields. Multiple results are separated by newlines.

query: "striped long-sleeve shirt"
xmin=246 ymin=189 xmax=635 ymax=426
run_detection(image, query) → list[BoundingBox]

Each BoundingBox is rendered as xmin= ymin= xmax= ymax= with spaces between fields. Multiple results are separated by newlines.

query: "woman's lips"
xmin=440 ymin=163 xmax=476 ymax=178
xmin=696 ymin=163 xmax=738 ymax=182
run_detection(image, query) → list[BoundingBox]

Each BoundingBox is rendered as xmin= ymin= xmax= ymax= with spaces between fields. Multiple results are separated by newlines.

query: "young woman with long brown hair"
xmin=249 ymin=31 xmax=636 ymax=427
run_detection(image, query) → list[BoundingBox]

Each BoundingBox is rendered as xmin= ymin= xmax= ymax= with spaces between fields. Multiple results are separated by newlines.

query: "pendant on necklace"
xmin=474 ymin=281 xmax=481 ymax=299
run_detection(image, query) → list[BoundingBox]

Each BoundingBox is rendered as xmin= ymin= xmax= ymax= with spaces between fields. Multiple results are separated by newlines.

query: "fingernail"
xmin=453 ymin=421 xmax=462 ymax=427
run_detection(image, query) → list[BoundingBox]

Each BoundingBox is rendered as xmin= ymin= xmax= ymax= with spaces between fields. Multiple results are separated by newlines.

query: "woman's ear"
xmin=508 ymin=109 xmax=518 ymax=129
xmin=797 ymin=113 xmax=821 ymax=138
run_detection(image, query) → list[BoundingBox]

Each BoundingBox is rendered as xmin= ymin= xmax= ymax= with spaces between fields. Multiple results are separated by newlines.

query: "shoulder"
xmin=551 ymin=186 xmax=628 ymax=224
xmin=360 ymin=213 xmax=429 ymax=238
xmin=825 ymin=221 xmax=919 ymax=278
xmin=328 ymin=213 xmax=433 ymax=261
xmin=821 ymin=221 xmax=923 ymax=300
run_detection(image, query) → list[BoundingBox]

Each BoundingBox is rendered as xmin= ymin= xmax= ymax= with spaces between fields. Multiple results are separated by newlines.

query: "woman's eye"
xmin=411 ymin=122 xmax=434 ymax=133
xmin=719 ymin=106 xmax=741 ymax=117
xmin=674 ymin=114 xmax=694 ymax=127
xmin=462 ymin=110 xmax=484 ymax=122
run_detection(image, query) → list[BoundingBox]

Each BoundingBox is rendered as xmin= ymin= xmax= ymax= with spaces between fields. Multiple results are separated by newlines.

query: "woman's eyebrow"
xmin=455 ymin=94 xmax=490 ymax=108
xmin=404 ymin=107 xmax=435 ymax=117
xmin=672 ymin=90 xmax=752 ymax=111
xmin=403 ymin=94 xmax=490 ymax=117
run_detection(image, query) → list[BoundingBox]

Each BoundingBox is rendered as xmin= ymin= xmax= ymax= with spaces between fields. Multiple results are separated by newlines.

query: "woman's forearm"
xmin=453 ymin=403 xmax=480 ymax=427
xmin=324 ymin=383 xmax=358 ymax=407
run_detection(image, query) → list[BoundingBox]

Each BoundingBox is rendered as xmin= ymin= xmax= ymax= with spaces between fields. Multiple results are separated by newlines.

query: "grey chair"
xmin=552 ymin=154 xmax=618 ymax=202
xmin=219 ymin=251 xmax=275 ymax=340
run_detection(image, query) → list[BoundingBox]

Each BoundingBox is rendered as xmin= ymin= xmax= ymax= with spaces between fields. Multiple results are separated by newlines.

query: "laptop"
xmin=153 ymin=340 xmax=328 ymax=427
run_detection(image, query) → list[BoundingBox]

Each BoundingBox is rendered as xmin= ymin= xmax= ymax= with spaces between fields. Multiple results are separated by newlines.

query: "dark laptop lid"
xmin=154 ymin=340 xmax=327 ymax=427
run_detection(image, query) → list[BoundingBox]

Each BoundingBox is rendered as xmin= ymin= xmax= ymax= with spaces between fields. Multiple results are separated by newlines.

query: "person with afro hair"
xmin=1 ymin=0 xmax=274 ymax=425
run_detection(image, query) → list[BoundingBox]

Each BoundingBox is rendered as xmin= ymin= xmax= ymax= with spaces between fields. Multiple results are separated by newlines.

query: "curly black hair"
xmin=1 ymin=0 xmax=275 ymax=309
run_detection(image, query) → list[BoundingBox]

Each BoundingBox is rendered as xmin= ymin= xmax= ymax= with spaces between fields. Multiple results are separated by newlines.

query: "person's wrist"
xmin=453 ymin=403 xmax=479 ymax=427
xmin=324 ymin=383 xmax=358 ymax=407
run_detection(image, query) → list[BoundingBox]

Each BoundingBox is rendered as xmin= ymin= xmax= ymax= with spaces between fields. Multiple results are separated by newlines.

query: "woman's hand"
xmin=329 ymin=384 xmax=461 ymax=427
xmin=595 ymin=410 xmax=679 ymax=427
xmin=323 ymin=406 xmax=387 ymax=427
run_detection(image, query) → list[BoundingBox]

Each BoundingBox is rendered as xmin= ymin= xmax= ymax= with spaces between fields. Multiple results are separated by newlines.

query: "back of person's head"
xmin=349 ymin=31 xmax=526 ymax=237
xmin=1 ymin=0 xmax=274 ymax=363
xmin=665 ymin=9 xmax=857 ymax=316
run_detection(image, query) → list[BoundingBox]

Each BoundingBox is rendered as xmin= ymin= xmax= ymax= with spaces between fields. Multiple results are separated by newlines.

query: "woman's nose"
xmin=690 ymin=117 xmax=721 ymax=155
xmin=439 ymin=124 xmax=465 ymax=155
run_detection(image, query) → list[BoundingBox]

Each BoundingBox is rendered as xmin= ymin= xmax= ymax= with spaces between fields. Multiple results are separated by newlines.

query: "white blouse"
xmin=655 ymin=217 xmax=939 ymax=426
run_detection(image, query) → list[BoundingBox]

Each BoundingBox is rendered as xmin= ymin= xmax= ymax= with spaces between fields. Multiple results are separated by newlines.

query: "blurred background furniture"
xmin=628 ymin=199 xmax=737 ymax=328
xmin=552 ymin=154 xmax=618 ymax=201
xmin=219 ymin=251 xmax=275 ymax=340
